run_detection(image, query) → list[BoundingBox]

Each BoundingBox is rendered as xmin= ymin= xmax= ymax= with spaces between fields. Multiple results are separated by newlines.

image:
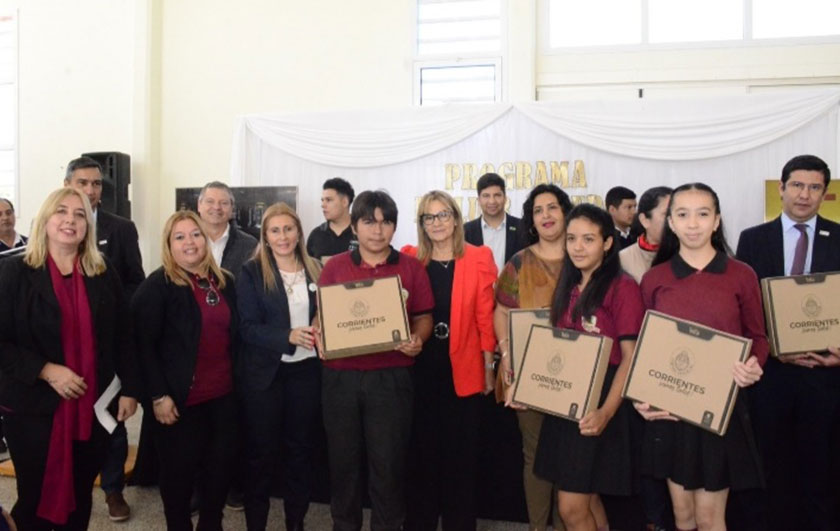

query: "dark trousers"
xmin=322 ymin=366 xmax=413 ymax=531
xmin=405 ymin=357 xmax=481 ymax=531
xmin=750 ymin=358 xmax=840 ymax=531
xmin=153 ymin=393 xmax=239 ymax=531
xmin=100 ymin=421 xmax=127 ymax=494
xmin=5 ymin=412 xmax=109 ymax=531
xmin=242 ymin=358 xmax=321 ymax=531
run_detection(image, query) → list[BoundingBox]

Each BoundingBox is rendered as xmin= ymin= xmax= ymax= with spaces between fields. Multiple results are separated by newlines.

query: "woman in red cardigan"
xmin=402 ymin=190 xmax=497 ymax=531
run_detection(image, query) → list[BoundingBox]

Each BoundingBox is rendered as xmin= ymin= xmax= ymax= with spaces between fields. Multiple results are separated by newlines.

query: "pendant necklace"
xmin=280 ymin=262 xmax=302 ymax=294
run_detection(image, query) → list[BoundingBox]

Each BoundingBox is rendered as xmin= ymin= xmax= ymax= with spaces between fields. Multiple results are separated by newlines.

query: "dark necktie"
xmin=790 ymin=223 xmax=809 ymax=275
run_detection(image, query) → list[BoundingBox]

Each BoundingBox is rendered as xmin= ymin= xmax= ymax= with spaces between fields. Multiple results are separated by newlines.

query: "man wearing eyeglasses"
xmin=196 ymin=181 xmax=257 ymax=279
xmin=463 ymin=172 xmax=523 ymax=275
xmin=736 ymin=154 xmax=840 ymax=531
xmin=64 ymin=155 xmax=145 ymax=523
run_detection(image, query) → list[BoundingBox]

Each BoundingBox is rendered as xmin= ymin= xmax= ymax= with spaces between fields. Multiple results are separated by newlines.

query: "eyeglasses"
xmin=420 ymin=210 xmax=453 ymax=226
xmin=786 ymin=181 xmax=825 ymax=194
xmin=196 ymin=277 xmax=220 ymax=306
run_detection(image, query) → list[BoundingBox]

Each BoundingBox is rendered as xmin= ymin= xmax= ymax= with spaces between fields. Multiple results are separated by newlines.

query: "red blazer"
xmin=402 ymin=244 xmax=498 ymax=396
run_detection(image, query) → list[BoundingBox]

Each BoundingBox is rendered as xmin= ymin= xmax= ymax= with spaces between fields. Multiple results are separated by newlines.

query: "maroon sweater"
xmin=186 ymin=276 xmax=233 ymax=406
xmin=640 ymin=252 xmax=769 ymax=366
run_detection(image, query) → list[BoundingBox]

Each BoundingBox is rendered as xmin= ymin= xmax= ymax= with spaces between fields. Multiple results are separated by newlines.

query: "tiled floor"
xmin=0 ymin=409 xmax=533 ymax=530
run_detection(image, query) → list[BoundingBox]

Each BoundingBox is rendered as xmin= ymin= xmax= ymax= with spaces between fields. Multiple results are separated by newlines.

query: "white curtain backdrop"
xmin=230 ymin=90 xmax=840 ymax=250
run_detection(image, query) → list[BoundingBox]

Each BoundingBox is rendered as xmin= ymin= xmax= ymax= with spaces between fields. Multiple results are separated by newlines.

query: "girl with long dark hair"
xmin=533 ymin=204 xmax=644 ymax=531
xmin=638 ymin=183 xmax=766 ymax=531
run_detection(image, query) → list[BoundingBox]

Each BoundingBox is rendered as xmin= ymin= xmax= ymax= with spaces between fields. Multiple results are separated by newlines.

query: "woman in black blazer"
xmin=0 ymin=187 xmax=139 ymax=530
xmin=132 ymin=210 xmax=239 ymax=531
xmin=237 ymin=203 xmax=321 ymax=531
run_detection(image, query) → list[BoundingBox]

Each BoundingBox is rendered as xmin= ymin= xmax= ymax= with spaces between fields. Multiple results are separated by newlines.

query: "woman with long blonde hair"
xmin=0 ymin=187 xmax=139 ymax=529
xmin=133 ymin=210 xmax=239 ymax=531
xmin=237 ymin=203 xmax=321 ymax=531
xmin=401 ymin=190 xmax=497 ymax=530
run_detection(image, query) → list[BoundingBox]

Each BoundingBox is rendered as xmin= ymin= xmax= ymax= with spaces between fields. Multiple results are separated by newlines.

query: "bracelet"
xmin=152 ymin=395 xmax=168 ymax=405
xmin=485 ymin=361 xmax=497 ymax=370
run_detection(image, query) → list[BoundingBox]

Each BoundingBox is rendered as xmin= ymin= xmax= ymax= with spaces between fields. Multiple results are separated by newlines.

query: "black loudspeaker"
xmin=81 ymin=151 xmax=131 ymax=219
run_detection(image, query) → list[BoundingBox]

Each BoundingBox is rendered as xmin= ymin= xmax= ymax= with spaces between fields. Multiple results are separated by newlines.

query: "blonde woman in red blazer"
xmin=401 ymin=190 xmax=496 ymax=531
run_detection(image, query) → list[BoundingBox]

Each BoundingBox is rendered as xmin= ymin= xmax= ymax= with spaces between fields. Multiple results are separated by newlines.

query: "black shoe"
xmin=225 ymin=490 xmax=244 ymax=511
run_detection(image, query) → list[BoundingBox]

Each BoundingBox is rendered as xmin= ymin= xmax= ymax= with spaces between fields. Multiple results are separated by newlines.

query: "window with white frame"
xmin=414 ymin=0 xmax=504 ymax=105
xmin=547 ymin=0 xmax=840 ymax=49
xmin=0 ymin=12 xmax=17 ymax=204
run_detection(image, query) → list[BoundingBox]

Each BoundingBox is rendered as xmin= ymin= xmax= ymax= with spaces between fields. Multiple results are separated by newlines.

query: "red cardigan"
xmin=402 ymin=244 xmax=498 ymax=396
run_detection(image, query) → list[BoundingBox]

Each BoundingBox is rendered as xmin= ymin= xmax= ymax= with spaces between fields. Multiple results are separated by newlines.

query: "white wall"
xmin=9 ymin=0 xmax=840 ymax=268
xmin=534 ymin=0 xmax=840 ymax=98
xmin=5 ymin=0 xmax=136 ymax=239
xmin=7 ymin=0 xmax=419 ymax=268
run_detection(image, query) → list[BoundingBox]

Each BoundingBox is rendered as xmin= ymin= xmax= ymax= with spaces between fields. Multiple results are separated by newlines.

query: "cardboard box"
xmin=512 ymin=324 xmax=613 ymax=422
xmin=622 ymin=311 xmax=751 ymax=436
xmin=508 ymin=308 xmax=551 ymax=381
xmin=318 ymin=275 xmax=411 ymax=360
xmin=761 ymin=272 xmax=840 ymax=357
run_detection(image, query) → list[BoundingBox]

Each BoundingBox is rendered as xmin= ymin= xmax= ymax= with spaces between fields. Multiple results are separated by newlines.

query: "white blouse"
xmin=279 ymin=269 xmax=317 ymax=363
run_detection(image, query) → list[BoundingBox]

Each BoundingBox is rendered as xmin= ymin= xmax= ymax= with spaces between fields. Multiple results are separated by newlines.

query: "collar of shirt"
xmin=670 ymin=251 xmax=728 ymax=279
xmin=12 ymin=232 xmax=23 ymax=246
xmin=481 ymin=216 xmax=506 ymax=232
xmin=780 ymin=211 xmax=817 ymax=235
xmin=350 ymin=246 xmax=400 ymax=267
xmin=322 ymin=221 xmax=352 ymax=237
xmin=616 ymin=225 xmax=631 ymax=238
xmin=209 ymin=224 xmax=231 ymax=264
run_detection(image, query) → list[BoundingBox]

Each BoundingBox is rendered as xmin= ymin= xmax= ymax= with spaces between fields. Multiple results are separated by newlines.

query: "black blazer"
xmin=0 ymin=256 xmax=140 ymax=416
xmin=97 ymin=210 xmax=145 ymax=298
xmin=131 ymin=267 xmax=239 ymax=409
xmin=237 ymin=258 xmax=318 ymax=391
xmin=220 ymin=223 xmax=259 ymax=279
xmin=463 ymin=213 xmax=524 ymax=265
xmin=736 ymin=215 xmax=840 ymax=281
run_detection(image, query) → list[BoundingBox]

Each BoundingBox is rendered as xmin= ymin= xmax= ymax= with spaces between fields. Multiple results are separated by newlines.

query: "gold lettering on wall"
xmin=439 ymin=161 xmax=596 ymax=220
xmin=463 ymin=163 xmax=478 ymax=190
xmin=572 ymin=160 xmax=587 ymax=188
xmin=499 ymin=162 xmax=515 ymax=189
xmin=515 ymin=161 xmax=532 ymax=189
xmin=445 ymin=164 xmax=460 ymax=191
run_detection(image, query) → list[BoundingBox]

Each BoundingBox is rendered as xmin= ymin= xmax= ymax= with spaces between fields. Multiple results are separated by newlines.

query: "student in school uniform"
xmin=532 ymin=203 xmax=645 ymax=531
xmin=618 ymin=186 xmax=674 ymax=531
xmin=637 ymin=183 xmax=767 ymax=531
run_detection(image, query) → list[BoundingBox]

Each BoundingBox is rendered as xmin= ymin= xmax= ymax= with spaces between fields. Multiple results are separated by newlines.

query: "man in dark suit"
xmin=463 ymin=172 xmax=524 ymax=273
xmin=736 ymin=154 xmax=840 ymax=531
xmin=197 ymin=181 xmax=258 ymax=280
xmin=65 ymin=156 xmax=145 ymax=522
xmin=605 ymin=185 xmax=638 ymax=250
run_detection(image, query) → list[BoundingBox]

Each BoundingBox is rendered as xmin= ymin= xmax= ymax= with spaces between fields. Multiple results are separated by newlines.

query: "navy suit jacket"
xmin=736 ymin=215 xmax=840 ymax=281
xmin=236 ymin=258 xmax=318 ymax=391
xmin=463 ymin=213 xmax=524 ymax=266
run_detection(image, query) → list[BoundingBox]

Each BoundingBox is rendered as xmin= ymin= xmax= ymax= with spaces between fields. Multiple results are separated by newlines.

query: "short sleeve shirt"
xmin=318 ymin=247 xmax=434 ymax=370
xmin=307 ymin=222 xmax=357 ymax=261
xmin=557 ymin=274 xmax=644 ymax=365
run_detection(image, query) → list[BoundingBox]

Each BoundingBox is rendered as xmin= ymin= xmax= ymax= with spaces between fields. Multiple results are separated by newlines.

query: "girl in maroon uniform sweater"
xmin=638 ymin=183 xmax=767 ymax=531
xmin=533 ymin=204 xmax=645 ymax=531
